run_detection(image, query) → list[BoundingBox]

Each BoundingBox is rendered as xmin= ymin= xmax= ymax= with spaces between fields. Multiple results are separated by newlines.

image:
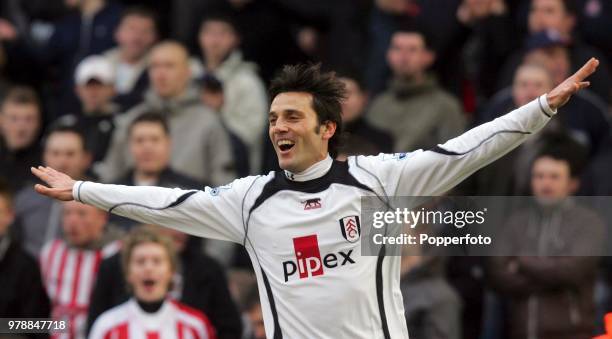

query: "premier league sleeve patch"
xmin=339 ymin=216 xmax=361 ymax=243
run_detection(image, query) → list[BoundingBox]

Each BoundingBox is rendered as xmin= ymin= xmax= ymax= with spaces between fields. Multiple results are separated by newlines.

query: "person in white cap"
xmin=54 ymin=55 xmax=119 ymax=164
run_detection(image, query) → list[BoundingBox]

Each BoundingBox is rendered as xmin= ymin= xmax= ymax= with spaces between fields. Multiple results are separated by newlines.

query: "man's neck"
xmin=119 ymin=50 xmax=144 ymax=65
xmin=204 ymin=50 xmax=233 ymax=71
xmin=397 ymin=72 xmax=425 ymax=85
xmin=205 ymin=56 xmax=223 ymax=71
xmin=284 ymin=155 xmax=333 ymax=182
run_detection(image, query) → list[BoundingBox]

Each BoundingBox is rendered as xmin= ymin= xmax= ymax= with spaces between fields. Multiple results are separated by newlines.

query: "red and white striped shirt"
xmin=89 ymin=299 xmax=216 ymax=339
xmin=40 ymin=239 xmax=121 ymax=339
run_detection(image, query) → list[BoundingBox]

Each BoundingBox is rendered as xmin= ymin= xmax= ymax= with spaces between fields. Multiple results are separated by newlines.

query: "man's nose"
xmin=272 ymin=120 xmax=289 ymax=133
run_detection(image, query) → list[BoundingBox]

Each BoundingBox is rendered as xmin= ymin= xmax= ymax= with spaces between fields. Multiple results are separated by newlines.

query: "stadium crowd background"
xmin=0 ymin=0 xmax=611 ymax=338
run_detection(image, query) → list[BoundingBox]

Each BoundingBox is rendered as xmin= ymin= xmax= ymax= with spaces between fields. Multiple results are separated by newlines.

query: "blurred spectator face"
xmin=512 ymin=64 xmax=554 ymax=106
xmin=524 ymin=46 xmax=570 ymax=85
xmin=200 ymin=89 xmax=224 ymax=111
xmin=62 ymin=201 xmax=107 ymax=247
xmin=247 ymin=303 xmax=266 ymax=339
xmin=0 ymin=101 xmax=40 ymax=151
xmin=149 ymin=43 xmax=191 ymax=98
xmin=199 ymin=20 xmax=239 ymax=63
xmin=43 ymin=131 xmax=91 ymax=179
xmin=531 ymin=156 xmax=577 ymax=201
xmin=387 ymin=32 xmax=434 ymax=78
xmin=340 ymin=78 xmax=367 ymax=123
xmin=116 ymin=14 xmax=157 ymax=62
xmin=127 ymin=242 xmax=174 ymax=302
xmin=75 ymin=55 xmax=116 ymax=112
xmin=76 ymin=80 xmax=115 ymax=112
xmin=529 ymin=0 xmax=575 ymax=36
xmin=129 ymin=121 xmax=171 ymax=177
xmin=0 ymin=193 xmax=14 ymax=237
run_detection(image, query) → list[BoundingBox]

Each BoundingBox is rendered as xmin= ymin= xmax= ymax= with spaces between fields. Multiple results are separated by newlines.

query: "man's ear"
xmin=569 ymin=177 xmax=580 ymax=194
xmin=423 ymin=49 xmax=436 ymax=69
xmin=321 ymin=121 xmax=337 ymax=140
xmin=81 ymin=151 xmax=93 ymax=173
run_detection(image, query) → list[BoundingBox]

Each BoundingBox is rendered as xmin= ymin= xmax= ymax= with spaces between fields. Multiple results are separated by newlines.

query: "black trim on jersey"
xmin=537 ymin=96 xmax=552 ymax=118
xmin=107 ymin=190 xmax=198 ymax=214
xmin=430 ymin=130 xmax=531 ymax=156
xmin=376 ymin=245 xmax=391 ymax=339
xmin=261 ymin=269 xmax=283 ymax=339
xmin=77 ymin=181 xmax=84 ymax=202
xmin=249 ymin=160 xmax=374 ymax=214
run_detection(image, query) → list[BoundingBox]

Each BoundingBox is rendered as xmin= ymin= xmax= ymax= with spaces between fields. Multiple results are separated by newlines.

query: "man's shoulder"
xmin=203 ymin=173 xmax=274 ymax=199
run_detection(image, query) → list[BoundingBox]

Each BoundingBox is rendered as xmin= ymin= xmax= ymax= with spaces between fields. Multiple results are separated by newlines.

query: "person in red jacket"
xmin=89 ymin=225 xmax=216 ymax=339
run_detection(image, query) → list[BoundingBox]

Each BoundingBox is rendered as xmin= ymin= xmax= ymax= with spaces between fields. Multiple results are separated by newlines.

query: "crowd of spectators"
xmin=0 ymin=0 xmax=611 ymax=338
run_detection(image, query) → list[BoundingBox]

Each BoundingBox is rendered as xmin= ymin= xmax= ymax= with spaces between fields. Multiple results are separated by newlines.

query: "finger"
xmin=577 ymin=81 xmax=590 ymax=90
xmin=31 ymin=166 xmax=51 ymax=182
xmin=34 ymin=184 xmax=54 ymax=197
xmin=571 ymin=58 xmax=599 ymax=82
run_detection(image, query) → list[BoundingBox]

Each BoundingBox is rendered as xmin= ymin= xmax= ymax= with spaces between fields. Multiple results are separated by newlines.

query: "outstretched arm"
xmin=31 ymin=166 xmax=249 ymax=243
xmin=374 ymin=58 xmax=599 ymax=196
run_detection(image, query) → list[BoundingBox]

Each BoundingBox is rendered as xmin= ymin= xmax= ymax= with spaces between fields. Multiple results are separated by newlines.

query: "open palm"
xmin=31 ymin=166 xmax=76 ymax=201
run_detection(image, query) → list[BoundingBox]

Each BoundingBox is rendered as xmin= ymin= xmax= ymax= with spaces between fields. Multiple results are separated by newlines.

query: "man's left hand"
xmin=547 ymin=58 xmax=599 ymax=110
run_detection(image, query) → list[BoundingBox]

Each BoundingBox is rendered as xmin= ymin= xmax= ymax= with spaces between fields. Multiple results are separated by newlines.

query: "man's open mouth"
xmin=277 ymin=139 xmax=295 ymax=152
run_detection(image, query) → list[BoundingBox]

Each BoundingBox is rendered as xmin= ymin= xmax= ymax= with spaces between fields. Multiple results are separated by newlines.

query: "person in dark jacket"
xmin=488 ymin=145 xmax=605 ymax=339
xmin=109 ymin=112 xmax=203 ymax=229
xmin=54 ymin=55 xmax=120 ymax=164
xmin=87 ymin=226 xmax=243 ymax=339
xmin=14 ymin=125 xmax=93 ymax=257
xmin=0 ymin=86 xmax=43 ymax=193
xmin=103 ymin=6 xmax=157 ymax=111
xmin=338 ymin=74 xmax=394 ymax=155
xmin=0 ymin=180 xmax=50 ymax=338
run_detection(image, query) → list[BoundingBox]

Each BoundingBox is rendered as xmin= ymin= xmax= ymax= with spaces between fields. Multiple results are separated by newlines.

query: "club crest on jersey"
xmin=339 ymin=216 xmax=361 ymax=243
xmin=302 ymin=198 xmax=322 ymax=210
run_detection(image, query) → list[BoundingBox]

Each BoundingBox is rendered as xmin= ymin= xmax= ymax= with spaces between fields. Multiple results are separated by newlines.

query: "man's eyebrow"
xmin=268 ymin=109 xmax=304 ymax=116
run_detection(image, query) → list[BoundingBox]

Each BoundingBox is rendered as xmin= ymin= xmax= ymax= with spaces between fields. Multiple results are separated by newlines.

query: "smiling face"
xmin=127 ymin=242 xmax=174 ymax=302
xmin=268 ymin=92 xmax=336 ymax=173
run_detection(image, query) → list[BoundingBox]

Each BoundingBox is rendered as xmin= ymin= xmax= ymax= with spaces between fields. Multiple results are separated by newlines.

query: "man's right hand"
xmin=31 ymin=166 xmax=76 ymax=201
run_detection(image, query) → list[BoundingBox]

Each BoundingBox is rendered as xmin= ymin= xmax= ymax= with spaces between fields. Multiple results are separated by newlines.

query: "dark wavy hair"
xmin=269 ymin=63 xmax=346 ymax=158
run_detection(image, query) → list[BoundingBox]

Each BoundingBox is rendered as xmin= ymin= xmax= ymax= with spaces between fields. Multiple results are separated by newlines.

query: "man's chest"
xmin=246 ymin=188 xmax=372 ymax=284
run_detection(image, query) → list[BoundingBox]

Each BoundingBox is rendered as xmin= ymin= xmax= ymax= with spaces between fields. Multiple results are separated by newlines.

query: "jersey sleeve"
xmin=73 ymin=176 xmax=261 ymax=244
xmin=357 ymin=95 xmax=556 ymax=196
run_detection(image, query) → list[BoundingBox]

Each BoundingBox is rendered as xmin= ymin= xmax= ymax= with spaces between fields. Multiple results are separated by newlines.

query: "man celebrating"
xmin=31 ymin=59 xmax=599 ymax=338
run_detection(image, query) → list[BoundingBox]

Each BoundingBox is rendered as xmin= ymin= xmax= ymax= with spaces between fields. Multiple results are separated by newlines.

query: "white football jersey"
xmin=74 ymin=96 xmax=555 ymax=338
